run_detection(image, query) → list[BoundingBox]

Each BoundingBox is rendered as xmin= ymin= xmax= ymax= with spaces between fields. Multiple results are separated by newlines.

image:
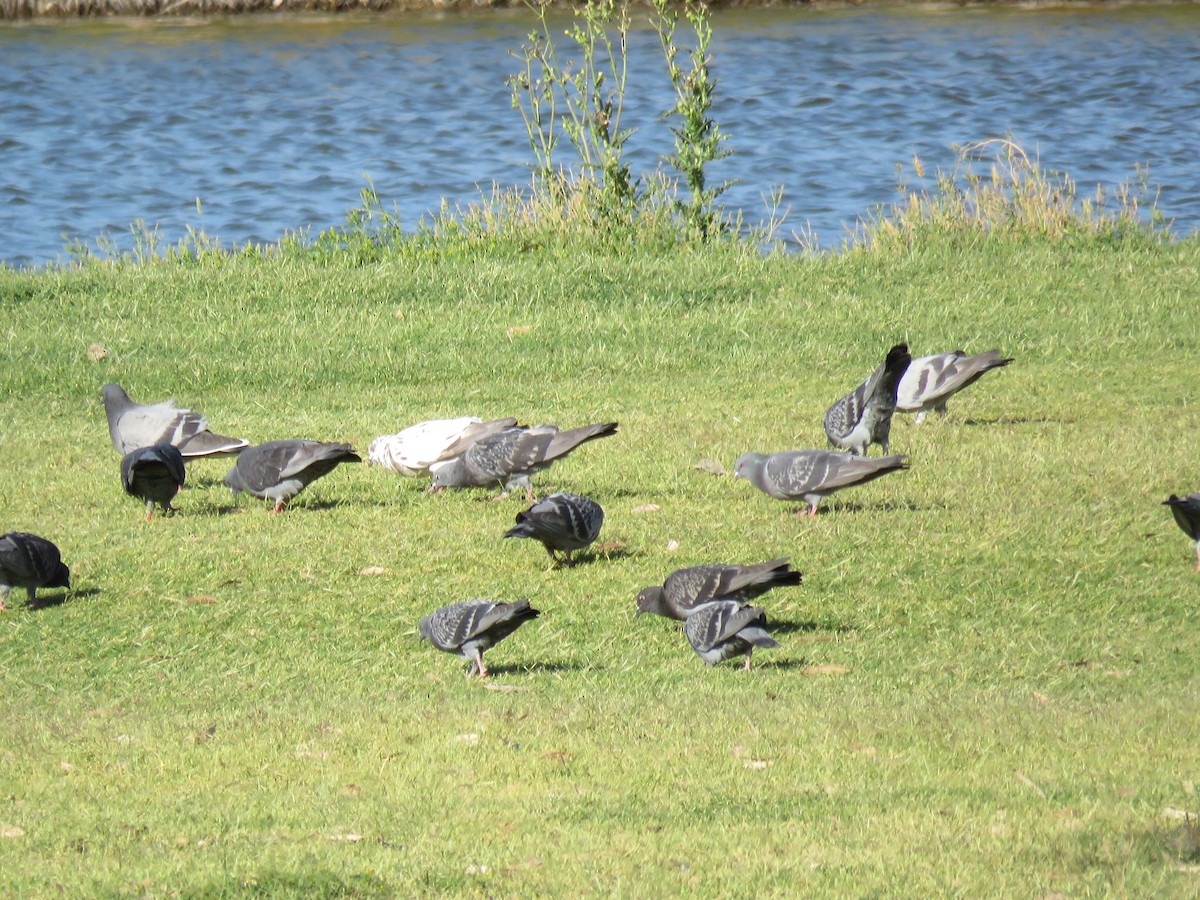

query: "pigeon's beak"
xmin=426 ymin=484 xmax=445 ymax=495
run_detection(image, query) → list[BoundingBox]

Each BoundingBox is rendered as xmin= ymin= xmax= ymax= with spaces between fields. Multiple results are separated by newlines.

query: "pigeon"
xmin=636 ymin=558 xmax=802 ymax=621
xmin=418 ymin=599 xmax=540 ymax=678
xmin=100 ymin=382 xmax=249 ymax=458
xmin=504 ymin=492 xmax=604 ymax=566
xmin=1163 ymin=493 xmax=1200 ymax=571
xmin=897 ymin=349 xmax=1014 ymax=423
xmin=224 ymin=440 xmax=361 ymax=513
xmin=120 ymin=443 xmax=186 ymax=520
xmin=368 ymin=416 xmax=519 ymax=478
xmin=823 ymin=343 xmax=912 ymax=455
xmin=734 ymin=449 xmax=909 ymax=517
xmin=0 ymin=532 xmax=71 ymax=612
xmin=683 ymin=600 xmax=778 ymax=670
xmin=428 ymin=421 xmax=619 ymax=502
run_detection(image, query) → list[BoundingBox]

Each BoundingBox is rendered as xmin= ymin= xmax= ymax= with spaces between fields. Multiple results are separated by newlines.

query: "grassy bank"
xmin=1 ymin=230 xmax=1199 ymax=894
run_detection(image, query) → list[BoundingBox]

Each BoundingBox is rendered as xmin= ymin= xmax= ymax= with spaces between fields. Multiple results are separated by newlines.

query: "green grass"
xmin=2 ymin=234 xmax=1200 ymax=896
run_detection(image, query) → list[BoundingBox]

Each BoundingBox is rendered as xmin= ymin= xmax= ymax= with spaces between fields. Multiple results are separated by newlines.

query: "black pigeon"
xmin=504 ymin=492 xmax=604 ymax=566
xmin=418 ymin=599 xmax=540 ymax=678
xmin=823 ymin=343 xmax=912 ymax=455
xmin=734 ymin=449 xmax=908 ymax=517
xmin=683 ymin=600 xmax=779 ymax=670
xmin=121 ymin=443 xmax=186 ymax=520
xmin=428 ymin=421 xmax=618 ymax=502
xmin=0 ymin=532 xmax=71 ymax=612
xmin=636 ymin=558 xmax=801 ymax=621
xmin=224 ymin=440 xmax=361 ymax=513
xmin=1164 ymin=493 xmax=1200 ymax=571
xmin=100 ymin=382 xmax=248 ymax=458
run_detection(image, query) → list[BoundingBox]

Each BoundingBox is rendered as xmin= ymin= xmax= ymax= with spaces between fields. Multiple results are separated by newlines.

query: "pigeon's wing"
xmin=664 ymin=564 xmax=738 ymax=610
xmin=369 ymin=417 xmax=485 ymax=475
xmin=823 ymin=373 xmax=871 ymax=441
xmin=121 ymin=444 xmax=186 ymax=498
xmin=899 ymin=350 xmax=1012 ymax=409
xmin=684 ymin=601 xmax=775 ymax=652
xmin=434 ymin=417 xmax=522 ymax=463
xmin=116 ymin=400 xmax=205 ymax=454
xmin=1165 ymin=493 xmax=1200 ymax=540
xmin=464 ymin=429 xmax=553 ymax=483
xmin=276 ymin=441 xmax=360 ymax=480
xmin=0 ymin=532 xmax=61 ymax=584
xmin=506 ymin=493 xmax=602 ymax=547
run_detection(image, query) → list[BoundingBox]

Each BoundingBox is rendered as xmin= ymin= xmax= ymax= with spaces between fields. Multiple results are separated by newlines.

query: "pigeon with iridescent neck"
xmin=418 ymin=599 xmax=540 ymax=678
xmin=734 ymin=449 xmax=908 ymax=517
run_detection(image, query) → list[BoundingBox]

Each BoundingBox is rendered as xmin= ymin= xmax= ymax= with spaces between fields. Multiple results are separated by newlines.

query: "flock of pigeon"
xmin=5 ymin=346 xmax=1193 ymax=672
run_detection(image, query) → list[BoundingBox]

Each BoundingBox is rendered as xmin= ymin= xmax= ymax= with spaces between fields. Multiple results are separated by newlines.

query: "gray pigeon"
xmin=823 ymin=343 xmax=912 ymax=455
xmin=121 ymin=443 xmax=186 ymax=520
xmin=418 ymin=599 xmax=540 ymax=678
xmin=636 ymin=558 xmax=801 ymax=621
xmin=101 ymin=382 xmax=249 ymax=458
xmin=224 ymin=440 xmax=361 ymax=513
xmin=503 ymin=492 xmax=604 ymax=566
xmin=1163 ymin=493 xmax=1200 ymax=571
xmin=428 ymin=421 xmax=619 ymax=502
xmin=897 ymin=349 xmax=1014 ymax=423
xmin=734 ymin=449 xmax=909 ymax=517
xmin=0 ymin=532 xmax=71 ymax=612
xmin=683 ymin=600 xmax=779 ymax=669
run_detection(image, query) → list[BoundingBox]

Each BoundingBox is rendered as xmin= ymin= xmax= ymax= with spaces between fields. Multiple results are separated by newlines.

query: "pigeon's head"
xmin=223 ymin=464 xmax=246 ymax=495
xmin=417 ymin=614 xmax=434 ymax=643
xmin=635 ymin=586 xmax=665 ymax=617
xmin=99 ymin=382 xmax=131 ymax=412
xmin=732 ymin=453 xmax=765 ymax=482
xmin=48 ymin=561 xmax=71 ymax=591
xmin=427 ymin=459 xmax=464 ymax=494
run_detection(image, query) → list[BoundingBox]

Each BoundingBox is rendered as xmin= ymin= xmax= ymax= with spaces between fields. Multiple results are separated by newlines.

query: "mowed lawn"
xmin=1 ymin=236 xmax=1198 ymax=896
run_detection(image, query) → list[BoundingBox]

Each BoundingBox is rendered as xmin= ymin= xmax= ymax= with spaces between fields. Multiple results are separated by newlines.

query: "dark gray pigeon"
xmin=823 ymin=343 xmax=912 ymax=455
xmin=734 ymin=449 xmax=908 ymax=517
xmin=1163 ymin=493 xmax=1200 ymax=571
xmin=897 ymin=349 xmax=1014 ymax=423
xmin=683 ymin=600 xmax=778 ymax=669
xmin=427 ymin=421 xmax=619 ymax=502
xmin=418 ymin=599 xmax=540 ymax=678
xmin=224 ymin=440 xmax=361 ymax=513
xmin=636 ymin=558 xmax=802 ymax=621
xmin=504 ymin=492 xmax=604 ymax=566
xmin=101 ymin=382 xmax=249 ymax=458
xmin=121 ymin=443 xmax=186 ymax=520
xmin=0 ymin=532 xmax=70 ymax=612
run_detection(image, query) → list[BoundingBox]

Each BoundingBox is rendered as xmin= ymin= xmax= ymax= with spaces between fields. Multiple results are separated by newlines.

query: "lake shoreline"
xmin=3 ymin=0 xmax=1194 ymax=23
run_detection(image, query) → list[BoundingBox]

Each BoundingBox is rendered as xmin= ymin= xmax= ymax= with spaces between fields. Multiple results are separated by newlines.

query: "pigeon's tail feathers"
xmin=544 ymin=422 xmax=619 ymax=461
xmin=734 ymin=558 xmax=803 ymax=594
xmin=740 ymin=626 xmax=780 ymax=649
xmin=175 ymin=430 xmax=250 ymax=458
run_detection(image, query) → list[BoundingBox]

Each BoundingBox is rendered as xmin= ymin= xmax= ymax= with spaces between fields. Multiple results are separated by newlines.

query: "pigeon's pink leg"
xmin=272 ymin=499 xmax=286 ymax=515
xmin=808 ymin=503 xmax=819 ymax=517
xmin=743 ymin=651 xmax=753 ymax=671
xmin=475 ymin=652 xmax=488 ymax=679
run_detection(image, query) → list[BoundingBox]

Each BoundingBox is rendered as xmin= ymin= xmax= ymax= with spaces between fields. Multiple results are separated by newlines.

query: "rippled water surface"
xmin=2 ymin=6 xmax=1199 ymax=266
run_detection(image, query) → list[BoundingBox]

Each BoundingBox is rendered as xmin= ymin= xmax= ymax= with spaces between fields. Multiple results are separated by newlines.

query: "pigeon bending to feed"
xmin=0 ymin=532 xmax=70 ymax=612
xmin=734 ymin=449 xmax=909 ymax=517
xmin=418 ymin=599 xmax=540 ymax=678
xmin=636 ymin=558 xmax=802 ymax=621
xmin=224 ymin=440 xmax=361 ymax=513
xmin=683 ymin=600 xmax=778 ymax=669
xmin=428 ymin=421 xmax=619 ymax=502
xmin=504 ymin=492 xmax=604 ymax=566
xmin=823 ymin=343 xmax=912 ymax=455
xmin=368 ymin=416 xmax=519 ymax=477
xmin=100 ymin=382 xmax=249 ymax=458
xmin=121 ymin=443 xmax=186 ymax=520
xmin=897 ymin=349 xmax=1014 ymax=423
xmin=1163 ymin=493 xmax=1200 ymax=571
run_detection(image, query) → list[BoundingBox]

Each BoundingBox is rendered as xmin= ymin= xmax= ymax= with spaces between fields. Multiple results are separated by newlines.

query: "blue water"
xmin=1 ymin=5 xmax=1198 ymax=267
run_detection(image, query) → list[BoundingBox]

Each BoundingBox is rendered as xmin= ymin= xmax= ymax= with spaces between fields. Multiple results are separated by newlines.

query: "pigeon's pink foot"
xmin=272 ymin=500 xmax=286 ymax=515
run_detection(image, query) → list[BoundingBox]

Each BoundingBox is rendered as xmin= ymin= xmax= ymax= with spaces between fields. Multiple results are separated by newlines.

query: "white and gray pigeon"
xmin=224 ymin=440 xmax=361 ymax=514
xmin=428 ymin=421 xmax=619 ymax=502
xmin=101 ymin=382 xmax=249 ymax=458
xmin=503 ymin=492 xmax=604 ymax=566
xmin=734 ymin=449 xmax=909 ymax=517
xmin=0 ymin=532 xmax=71 ymax=612
xmin=897 ymin=349 xmax=1014 ymax=423
xmin=636 ymin=558 xmax=802 ymax=621
xmin=1163 ymin=492 xmax=1200 ymax=571
xmin=683 ymin=600 xmax=779 ymax=670
xmin=418 ymin=599 xmax=540 ymax=678
xmin=121 ymin=443 xmax=186 ymax=521
xmin=823 ymin=342 xmax=912 ymax=455
xmin=368 ymin=416 xmax=519 ymax=478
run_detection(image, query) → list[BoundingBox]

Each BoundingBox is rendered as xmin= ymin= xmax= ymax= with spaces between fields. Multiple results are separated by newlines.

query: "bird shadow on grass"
xmin=821 ymin=498 xmax=946 ymax=515
xmin=768 ymin=618 xmax=849 ymax=637
xmin=486 ymin=659 xmax=594 ymax=677
xmin=962 ymin=416 xmax=1065 ymax=427
xmin=25 ymin=587 xmax=101 ymax=611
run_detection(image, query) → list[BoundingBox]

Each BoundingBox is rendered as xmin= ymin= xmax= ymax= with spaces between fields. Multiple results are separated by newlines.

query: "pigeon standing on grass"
xmin=224 ymin=440 xmax=361 ymax=514
xmin=897 ymin=349 xmax=1014 ymax=423
xmin=823 ymin=343 xmax=912 ymax=455
xmin=100 ymin=382 xmax=248 ymax=458
xmin=121 ymin=443 xmax=186 ymax=520
xmin=0 ymin=532 xmax=71 ymax=612
xmin=1163 ymin=492 xmax=1200 ymax=571
xmin=504 ymin=492 xmax=604 ymax=566
xmin=428 ymin=421 xmax=619 ymax=502
xmin=683 ymin=600 xmax=778 ymax=670
xmin=418 ymin=599 xmax=540 ymax=678
xmin=734 ymin=449 xmax=909 ymax=517
xmin=636 ymin=558 xmax=802 ymax=621
xmin=368 ymin=416 xmax=519 ymax=478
